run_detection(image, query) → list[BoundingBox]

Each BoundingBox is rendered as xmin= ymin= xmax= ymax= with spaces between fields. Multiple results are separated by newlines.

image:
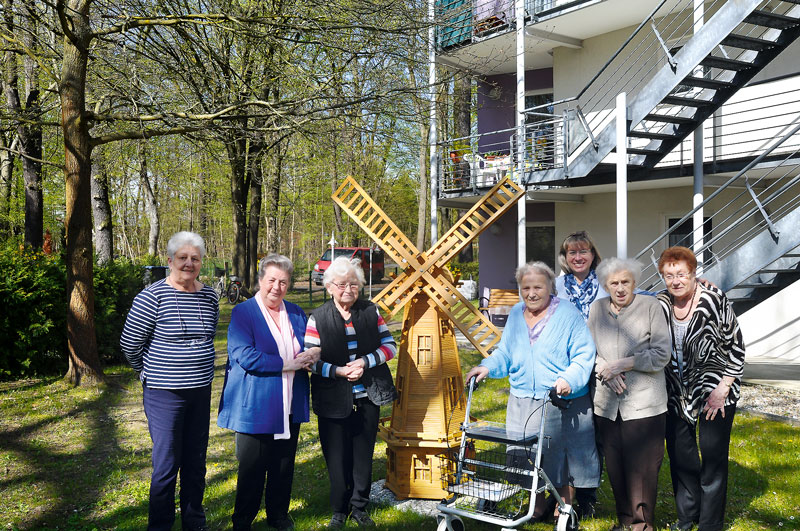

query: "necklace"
xmin=672 ymin=283 xmax=698 ymax=321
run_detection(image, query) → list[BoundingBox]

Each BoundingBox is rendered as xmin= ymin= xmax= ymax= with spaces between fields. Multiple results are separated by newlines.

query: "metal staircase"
xmin=634 ymin=120 xmax=800 ymax=314
xmin=525 ymin=0 xmax=800 ymax=185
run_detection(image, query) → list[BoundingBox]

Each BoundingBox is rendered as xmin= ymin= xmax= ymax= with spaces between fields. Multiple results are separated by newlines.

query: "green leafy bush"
xmin=0 ymin=245 xmax=144 ymax=380
xmin=0 ymin=244 xmax=67 ymax=379
xmin=93 ymin=259 xmax=144 ymax=364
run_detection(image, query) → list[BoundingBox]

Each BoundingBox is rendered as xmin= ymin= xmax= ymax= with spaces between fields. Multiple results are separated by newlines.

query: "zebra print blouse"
xmin=657 ymin=284 xmax=746 ymax=424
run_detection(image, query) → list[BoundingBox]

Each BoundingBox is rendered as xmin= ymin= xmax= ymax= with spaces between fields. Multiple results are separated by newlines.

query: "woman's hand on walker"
xmin=465 ymin=366 xmax=489 ymax=384
xmin=554 ymin=377 xmax=571 ymax=396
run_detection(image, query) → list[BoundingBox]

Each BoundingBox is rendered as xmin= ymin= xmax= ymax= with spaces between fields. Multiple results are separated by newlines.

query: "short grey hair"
xmin=167 ymin=231 xmax=205 ymax=259
xmin=515 ymin=261 xmax=556 ymax=295
xmin=323 ymin=256 xmax=365 ymax=288
xmin=258 ymin=253 xmax=294 ymax=280
xmin=596 ymin=257 xmax=642 ymax=289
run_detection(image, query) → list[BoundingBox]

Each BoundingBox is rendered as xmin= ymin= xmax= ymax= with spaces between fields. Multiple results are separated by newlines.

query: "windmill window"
xmin=413 ymin=456 xmax=431 ymax=481
xmin=417 ymin=335 xmax=433 ymax=366
xmin=446 ymin=376 xmax=460 ymax=410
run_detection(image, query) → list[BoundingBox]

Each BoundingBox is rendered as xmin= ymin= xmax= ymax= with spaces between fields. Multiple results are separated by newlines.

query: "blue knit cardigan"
xmin=217 ymin=297 xmax=310 ymax=434
xmin=480 ymin=300 xmax=596 ymax=400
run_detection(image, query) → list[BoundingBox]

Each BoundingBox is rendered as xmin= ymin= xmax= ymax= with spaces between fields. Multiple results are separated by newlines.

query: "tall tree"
xmin=137 ymin=141 xmax=159 ymax=256
xmin=3 ymin=0 xmax=44 ymax=248
xmin=90 ymin=146 xmax=113 ymax=264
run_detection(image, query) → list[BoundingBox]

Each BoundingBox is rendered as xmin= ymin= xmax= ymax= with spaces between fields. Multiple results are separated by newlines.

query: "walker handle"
xmin=549 ymin=387 xmax=571 ymax=410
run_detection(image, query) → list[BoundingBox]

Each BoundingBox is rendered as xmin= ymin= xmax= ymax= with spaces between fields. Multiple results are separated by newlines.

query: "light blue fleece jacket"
xmin=480 ymin=300 xmax=596 ymax=400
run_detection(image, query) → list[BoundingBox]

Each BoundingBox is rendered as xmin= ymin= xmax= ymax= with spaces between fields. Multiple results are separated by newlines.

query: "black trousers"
xmin=596 ymin=413 xmax=665 ymax=531
xmin=232 ymin=423 xmax=301 ymax=529
xmin=665 ymin=406 xmax=736 ymax=531
xmin=143 ymin=384 xmax=210 ymax=531
xmin=317 ymin=397 xmax=380 ymax=514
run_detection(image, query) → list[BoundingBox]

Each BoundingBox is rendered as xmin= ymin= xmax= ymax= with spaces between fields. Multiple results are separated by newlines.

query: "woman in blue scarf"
xmin=554 ymin=230 xmax=604 ymax=520
xmin=555 ymin=231 xmax=605 ymax=321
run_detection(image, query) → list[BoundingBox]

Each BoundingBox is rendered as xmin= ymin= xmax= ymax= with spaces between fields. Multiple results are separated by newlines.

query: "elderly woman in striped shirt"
xmin=304 ymin=256 xmax=397 ymax=529
xmin=121 ymin=231 xmax=219 ymax=531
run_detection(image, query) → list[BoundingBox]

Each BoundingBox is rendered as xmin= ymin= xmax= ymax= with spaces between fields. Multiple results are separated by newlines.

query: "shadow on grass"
xmin=0 ymin=369 xmax=152 ymax=530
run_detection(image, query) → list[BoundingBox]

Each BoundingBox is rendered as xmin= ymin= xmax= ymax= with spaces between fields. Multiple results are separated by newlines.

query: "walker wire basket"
xmin=438 ymin=442 xmax=533 ymax=520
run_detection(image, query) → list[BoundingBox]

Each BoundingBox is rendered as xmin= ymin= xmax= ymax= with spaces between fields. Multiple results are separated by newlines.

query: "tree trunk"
xmin=264 ymin=147 xmax=283 ymax=255
xmin=0 ymin=133 xmax=15 ymax=235
xmin=226 ymin=138 xmax=249 ymax=280
xmin=247 ymin=157 xmax=263 ymax=289
xmin=91 ymin=146 xmax=113 ymax=265
xmin=4 ymin=0 xmax=43 ymax=249
xmin=59 ymin=0 xmax=103 ymax=385
xmin=138 ymin=141 xmax=159 ymax=256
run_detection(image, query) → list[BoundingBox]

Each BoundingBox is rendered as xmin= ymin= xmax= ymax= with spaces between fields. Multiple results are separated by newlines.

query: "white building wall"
xmin=739 ymin=278 xmax=800 ymax=362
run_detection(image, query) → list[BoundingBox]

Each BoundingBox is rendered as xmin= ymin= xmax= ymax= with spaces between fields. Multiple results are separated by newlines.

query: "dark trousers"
xmin=317 ymin=398 xmax=380 ymax=514
xmin=596 ymin=413 xmax=665 ymax=530
xmin=232 ymin=423 xmax=301 ymax=529
xmin=143 ymin=384 xmax=211 ymax=531
xmin=665 ymin=406 xmax=736 ymax=531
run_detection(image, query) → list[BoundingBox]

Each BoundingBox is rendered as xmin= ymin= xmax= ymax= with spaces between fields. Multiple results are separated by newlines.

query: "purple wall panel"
xmin=476 ymin=68 xmax=553 ymax=153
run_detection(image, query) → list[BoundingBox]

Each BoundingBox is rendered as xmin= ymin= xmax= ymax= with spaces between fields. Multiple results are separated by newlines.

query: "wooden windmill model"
xmin=332 ymin=176 xmax=524 ymax=499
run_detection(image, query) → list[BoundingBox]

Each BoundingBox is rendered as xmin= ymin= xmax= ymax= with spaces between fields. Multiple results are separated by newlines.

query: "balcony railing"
xmin=435 ymin=0 xmax=587 ymax=49
xmin=440 ymin=115 xmax=563 ymax=193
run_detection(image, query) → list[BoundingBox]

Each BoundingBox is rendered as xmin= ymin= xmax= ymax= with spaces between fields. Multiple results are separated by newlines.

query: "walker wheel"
xmin=438 ymin=515 xmax=465 ymax=531
xmin=556 ymin=508 xmax=579 ymax=531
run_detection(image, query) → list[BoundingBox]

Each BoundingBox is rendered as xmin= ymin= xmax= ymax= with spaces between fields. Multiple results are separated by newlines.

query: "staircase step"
xmin=735 ymin=283 xmax=769 ymax=289
xmin=662 ymin=95 xmax=715 ymax=108
xmin=721 ymin=34 xmax=776 ymax=51
xmin=679 ymin=76 xmax=735 ymax=91
xmin=758 ymin=268 xmax=800 ymax=273
xmin=626 ymin=147 xmax=666 ymax=156
xmin=628 ymin=130 xmax=676 ymax=141
xmin=644 ymin=113 xmax=697 ymax=125
xmin=700 ymin=55 xmax=754 ymax=71
xmin=744 ymin=9 xmax=800 ymax=30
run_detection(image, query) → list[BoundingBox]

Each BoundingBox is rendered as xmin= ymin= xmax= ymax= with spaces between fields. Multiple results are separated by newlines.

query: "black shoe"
xmin=577 ymin=501 xmax=596 ymax=520
xmin=268 ymin=516 xmax=295 ymax=530
xmin=349 ymin=508 xmax=376 ymax=527
xmin=668 ymin=523 xmax=695 ymax=531
xmin=182 ymin=524 xmax=209 ymax=531
xmin=328 ymin=513 xmax=347 ymax=529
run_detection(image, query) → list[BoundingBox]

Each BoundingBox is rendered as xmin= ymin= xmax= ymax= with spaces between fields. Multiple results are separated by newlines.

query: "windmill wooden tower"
xmin=332 ymin=176 xmax=524 ymax=499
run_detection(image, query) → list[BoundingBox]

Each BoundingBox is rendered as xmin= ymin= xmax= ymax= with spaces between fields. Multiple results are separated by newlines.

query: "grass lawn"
xmin=1 ymin=292 xmax=799 ymax=530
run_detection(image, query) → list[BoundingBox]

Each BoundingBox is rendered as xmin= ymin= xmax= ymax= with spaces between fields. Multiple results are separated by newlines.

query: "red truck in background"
xmin=312 ymin=247 xmax=385 ymax=285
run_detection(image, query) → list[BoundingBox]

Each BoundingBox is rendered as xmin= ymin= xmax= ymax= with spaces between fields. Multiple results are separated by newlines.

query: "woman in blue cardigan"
xmin=466 ymin=261 xmax=598 ymax=526
xmin=217 ymin=254 xmax=320 ymax=531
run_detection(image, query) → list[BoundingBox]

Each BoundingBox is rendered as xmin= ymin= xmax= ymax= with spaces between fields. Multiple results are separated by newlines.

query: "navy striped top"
xmin=120 ymin=279 xmax=219 ymax=389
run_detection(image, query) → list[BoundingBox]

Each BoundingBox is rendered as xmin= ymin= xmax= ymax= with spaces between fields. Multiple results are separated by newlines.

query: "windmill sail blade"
xmin=372 ymin=272 xmax=422 ymax=317
xmin=426 ymin=177 xmax=524 ymax=269
xmin=332 ymin=177 xmax=421 ymax=267
xmin=421 ymin=277 xmax=501 ymax=357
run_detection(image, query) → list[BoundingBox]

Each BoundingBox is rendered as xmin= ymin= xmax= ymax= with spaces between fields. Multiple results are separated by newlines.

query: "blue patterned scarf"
xmin=563 ymin=269 xmax=599 ymax=320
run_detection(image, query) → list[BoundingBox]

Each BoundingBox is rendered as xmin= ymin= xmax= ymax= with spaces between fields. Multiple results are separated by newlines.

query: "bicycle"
xmin=212 ymin=267 xmax=249 ymax=305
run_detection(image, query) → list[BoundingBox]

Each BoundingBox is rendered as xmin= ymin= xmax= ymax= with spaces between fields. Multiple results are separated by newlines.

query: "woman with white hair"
xmin=466 ymin=261 xmax=598 ymax=525
xmin=305 ymin=256 xmax=397 ymax=529
xmin=121 ymin=231 xmax=219 ymax=531
xmin=588 ymin=257 xmax=671 ymax=531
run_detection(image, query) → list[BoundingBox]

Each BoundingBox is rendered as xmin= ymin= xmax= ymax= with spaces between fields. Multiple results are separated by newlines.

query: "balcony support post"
xmin=428 ymin=0 xmax=438 ymax=244
xmin=516 ymin=0 xmax=526 ymax=267
xmin=693 ymin=0 xmax=705 ymax=271
xmin=616 ymin=92 xmax=628 ymax=259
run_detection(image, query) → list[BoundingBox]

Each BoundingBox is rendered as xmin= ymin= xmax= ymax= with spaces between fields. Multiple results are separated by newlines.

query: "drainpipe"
xmin=516 ymin=0 xmax=526 ymax=267
xmin=429 ymin=0 xmax=438 ymax=244
xmin=693 ymin=0 xmax=705 ymax=270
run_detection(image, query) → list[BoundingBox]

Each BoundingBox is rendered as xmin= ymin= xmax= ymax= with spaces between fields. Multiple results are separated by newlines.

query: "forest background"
xmin=0 ymin=0 xmax=476 ymax=385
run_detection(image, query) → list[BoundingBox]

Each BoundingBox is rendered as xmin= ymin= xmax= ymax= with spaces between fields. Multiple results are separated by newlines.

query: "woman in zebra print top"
xmin=656 ymin=246 xmax=745 ymax=531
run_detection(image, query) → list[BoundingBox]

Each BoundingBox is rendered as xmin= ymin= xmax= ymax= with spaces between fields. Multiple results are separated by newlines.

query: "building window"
xmin=526 ymin=225 xmax=556 ymax=270
xmin=668 ymin=217 xmax=713 ymax=264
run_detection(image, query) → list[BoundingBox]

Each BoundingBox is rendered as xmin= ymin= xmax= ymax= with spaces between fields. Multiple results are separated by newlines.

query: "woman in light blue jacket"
xmin=466 ymin=261 xmax=598 ymax=523
xmin=217 ymin=254 xmax=319 ymax=531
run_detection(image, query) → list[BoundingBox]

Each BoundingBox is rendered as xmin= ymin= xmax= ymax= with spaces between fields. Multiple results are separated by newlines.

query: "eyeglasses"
xmin=333 ymin=282 xmax=359 ymax=290
xmin=663 ymin=272 xmax=692 ymax=281
xmin=567 ymin=249 xmax=592 ymax=257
